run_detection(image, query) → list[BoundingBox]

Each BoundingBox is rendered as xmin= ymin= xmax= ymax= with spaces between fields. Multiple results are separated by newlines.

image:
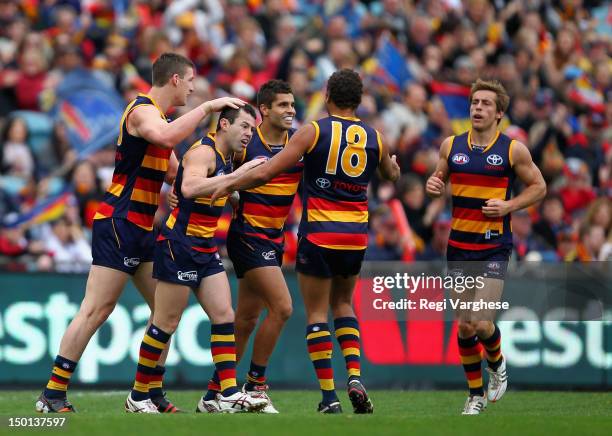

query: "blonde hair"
xmin=469 ymin=78 xmax=510 ymax=114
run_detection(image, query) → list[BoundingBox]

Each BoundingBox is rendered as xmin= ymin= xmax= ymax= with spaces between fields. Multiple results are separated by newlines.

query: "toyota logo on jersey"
xmin=316 ymin=178 xmax=331 ymax=189
xmin=486 ymin=154 xmax=503 ymax=166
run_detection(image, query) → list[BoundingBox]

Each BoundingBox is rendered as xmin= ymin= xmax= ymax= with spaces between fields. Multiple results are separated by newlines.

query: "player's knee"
xmin=474 ymin=321 xmax=494 ymax=338
xmin=210 ymin=307 xmax=234 ymax=325
xmin=155 ymin=314 xmax=181 ymax=334
xmin=83 ymin=301 xmax=116 ymax=328
xmin=457 ymin=321 xmax=477 ymax=337
xmin=270 ymin=302 xmax=293 ymax=322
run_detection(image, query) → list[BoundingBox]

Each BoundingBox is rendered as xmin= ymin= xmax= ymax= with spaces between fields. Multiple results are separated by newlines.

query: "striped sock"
xmin=148 ymin=366 xmax=165 ymax=398
xmin=458 ymin=334 xmax=484 ymax=397
xmin=204 ymin=371 xmax=220 ymax=401
xmin=245 ymin=362 xmax=267 ymax=391
xmin=334 ymin=317 xmax=361 ymax=383
xmin=131 ymin=324 xmax=170 ymax=401
xmin=211 ymin=323 xmax=239 ymax=397
xmin=306 ymin=323 xmax=337 ymax=405
xmin=481 ymin=324 xmax=502 ymax=371
xmin=44 ymin=355 xmax=77 ymax=399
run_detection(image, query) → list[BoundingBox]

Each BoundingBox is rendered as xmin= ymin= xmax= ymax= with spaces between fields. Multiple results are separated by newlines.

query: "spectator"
xmin=565 ymin=225 xmax=607 ymax=262
xmin=44 ymin=215 xmax=92 ymax=273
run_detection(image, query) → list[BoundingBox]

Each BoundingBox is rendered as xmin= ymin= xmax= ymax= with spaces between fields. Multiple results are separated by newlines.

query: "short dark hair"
xmin=151 ymin=53 xmax=194 ymax=87
xmin=216 ymin=104 xmax=257 ymax=130
xmin=326 ymin=69 xmax=363 ymax=110
xmin=256 ymin=80 xmax=293 ymax=113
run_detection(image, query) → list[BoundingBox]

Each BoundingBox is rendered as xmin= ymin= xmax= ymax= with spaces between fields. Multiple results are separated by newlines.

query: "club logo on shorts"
xmin=124 ymin=257 xmax=140 ymax=267
xmin=177 ymin=270 xmax=198 ymax=282
xmin=62 ymin=363 xmax=70 ymax=369
xmin=487 ymin=262 xmax=500 ymax=270
xmin=486 ymin=154 xmax=503 ymax=166
xmin=262 ymin=250 xmax=276 ymax=260
xmin=316 ymin=177 xmax=331 ymax=189
xmin=452 ymin=153 xmax=469 ymax=165
xmin=152 ymin=328 xmax=158 ymax=334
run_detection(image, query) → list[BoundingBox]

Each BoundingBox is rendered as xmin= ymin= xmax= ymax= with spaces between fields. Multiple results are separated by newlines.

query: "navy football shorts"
xmin=153 ymin=239 xmax=225 ymax=288
xmin=226 ymin=231 xmax=284 ymax=279
xmin=446 ymin=244 xmax=511 ymax=280
xmin=91 ymin=218 xmax=155 ymax=275
xmin=296 ymin=237 xmax=365 ymax=278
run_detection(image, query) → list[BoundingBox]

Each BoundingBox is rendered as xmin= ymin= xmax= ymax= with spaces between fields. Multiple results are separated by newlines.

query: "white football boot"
xmin=486 ymin=355 xmax=508 ymax=402
xmin=125 ymin=394 xmax=160 ymax=413
xmin=242 ymin=384 xmax=279 ymax=414
xmin=462 ymin=394 xmax=487 ymax=415
xmin=217 ymin=391 xmax=268 ymax=413
xmin=196 ymin=397 xmax=222 ymax=413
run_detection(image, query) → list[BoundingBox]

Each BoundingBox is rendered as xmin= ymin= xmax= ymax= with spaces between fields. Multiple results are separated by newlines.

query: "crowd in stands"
xmin=0 ymin=0 xmax=610 ymax=272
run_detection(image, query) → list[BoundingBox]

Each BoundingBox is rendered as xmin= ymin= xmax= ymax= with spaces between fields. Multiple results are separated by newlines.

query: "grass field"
xmin=1 ymin=390 xmax=611 ymax=436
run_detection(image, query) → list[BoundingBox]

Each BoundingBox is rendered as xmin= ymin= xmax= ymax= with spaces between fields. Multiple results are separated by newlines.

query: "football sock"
xmin=204 ymin=371 xmax=220 ymax=401
xmin=148 ymin=365 xmax=165 ymax=398
xmin=334 ymin=317 xmax=361 ymax=383
xmin=245 ymin=361 xmax=267 ymax=391
xmin=481 ymin=324 xmax=503 ymax=371
xmin=458 ymin=334 xmax=484 ymax=397
xmin=44 ymin=355 xmax=77 ymax=399
xmin=131 ymin=324 xmax=170 ymax=401
xmin=306 ymin=323 xmax=338 ymax=405
xmin=211 ymin=323 xmax=239 ymax=397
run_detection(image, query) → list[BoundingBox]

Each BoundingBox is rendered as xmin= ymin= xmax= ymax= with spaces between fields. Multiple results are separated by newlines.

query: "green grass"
xmin=1 ymin=390 xmax=611 ymax=436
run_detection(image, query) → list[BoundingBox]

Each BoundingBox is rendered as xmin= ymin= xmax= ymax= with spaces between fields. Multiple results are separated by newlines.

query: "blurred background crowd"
xmin=0 ymin=0 xmax=610 ymax=273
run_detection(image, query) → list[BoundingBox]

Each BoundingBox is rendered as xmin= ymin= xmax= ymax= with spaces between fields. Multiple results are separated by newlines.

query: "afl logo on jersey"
xmin=254 ymin=155 xmax=269 ymax=161
xmin=452 ymin=153 xmax=470 ymax=165
xmin=316 ymin=178 xmax=331 ymax=189
xmin=486 ymin=154 xmax=503 ymax=166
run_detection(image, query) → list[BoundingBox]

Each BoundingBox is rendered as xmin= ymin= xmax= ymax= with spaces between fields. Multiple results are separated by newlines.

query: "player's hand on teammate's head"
xmin=426 ymin=171 xmax=445 ymax=198
xmin=208 ymin=97 xmax=246 ymax=112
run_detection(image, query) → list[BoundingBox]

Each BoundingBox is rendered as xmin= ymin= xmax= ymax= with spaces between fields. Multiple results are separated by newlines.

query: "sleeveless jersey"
xmin=447 ymin=130 xmax=516 ymax=250
xmin=161 ymin=134 xmax=232 ymax=252
xmin=229 ymin=127 xmax=302 ymax=243
xmin=299 ymin=115 xmax=382 ymax=250
xmin=94 ymin=94 xmax=171 ymax=231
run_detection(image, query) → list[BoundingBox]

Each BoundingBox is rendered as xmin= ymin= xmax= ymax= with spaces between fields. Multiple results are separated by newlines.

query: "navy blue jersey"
xmin=160 ymin=134 xmax=232 ymax=252
xmin=299 ymin=115 xmax=382 ymax=250
xmin=229 ymin=127 xmax=302 ymax=243
xmin=447 ymin=131 xmax=516 ymax=250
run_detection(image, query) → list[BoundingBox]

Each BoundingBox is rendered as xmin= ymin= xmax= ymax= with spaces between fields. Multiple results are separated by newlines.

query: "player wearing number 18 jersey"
xmin=211 ymin=69 xmax=400 ymax=414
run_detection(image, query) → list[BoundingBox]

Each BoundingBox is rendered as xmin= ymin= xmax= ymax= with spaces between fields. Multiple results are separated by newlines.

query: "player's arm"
xmin=482 ymin=141 xmax=546 ymax=217
xmin=164 ymin=150 xmax=179 ymax=185
xmin=212 ymin=123 xmax=315 ymax=201
xmin=377 ymin=131 xmax=401 ymax=182
xmin=128 ymin=97 xmax=245 ymax=149
xmin=425 ymin=136 xmax=452 ymax=198
xmin=181 ymin=146 xmax=265 ymax=199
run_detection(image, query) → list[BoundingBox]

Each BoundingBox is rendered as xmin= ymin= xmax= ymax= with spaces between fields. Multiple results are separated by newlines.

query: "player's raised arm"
xmin=426 ymin=136 xmax=452 ymax=198
xmin=482 ymin=141 xmax=546 ymax=217
xmin=377 ymin=131 xmax=401 ymax=182
xmin=129 ymin=96 xmax=246 ymax=149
